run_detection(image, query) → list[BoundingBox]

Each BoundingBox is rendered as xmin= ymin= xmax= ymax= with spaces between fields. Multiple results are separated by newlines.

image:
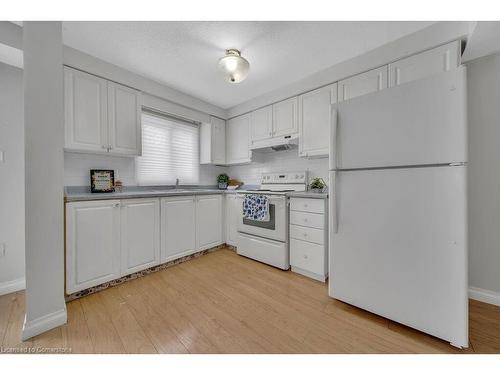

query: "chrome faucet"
xmin=175 ymin=178 xmax=180 ymax=189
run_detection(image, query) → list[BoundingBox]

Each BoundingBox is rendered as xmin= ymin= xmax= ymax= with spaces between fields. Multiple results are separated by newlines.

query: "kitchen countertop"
xmin=65 ymin=185 xmax=328 ymax=202
xmin=287 ymin=191 xmax=328 ymax=199
xmin=65 ymin=186 xmax=225 ymax=202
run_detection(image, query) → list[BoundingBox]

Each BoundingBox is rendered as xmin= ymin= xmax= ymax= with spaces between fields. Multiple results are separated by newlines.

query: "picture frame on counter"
xmin=90 ymin=169 xmax=115 ymax=193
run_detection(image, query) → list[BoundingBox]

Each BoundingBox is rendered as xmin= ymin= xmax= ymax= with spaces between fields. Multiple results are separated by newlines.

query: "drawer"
xmin=290 ymin=198 xmax=325 ymax=214
xmin=290 ymin=239 xmax=325 ymax=276
xmin=290 ymin=224 xmax=324 ymax=245
xmin=290 ymin=211 xmax=324 ymax=229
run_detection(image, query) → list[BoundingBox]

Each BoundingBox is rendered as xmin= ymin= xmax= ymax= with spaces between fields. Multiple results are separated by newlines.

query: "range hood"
xmin=250 ymin=134 xmax=299 ymax=152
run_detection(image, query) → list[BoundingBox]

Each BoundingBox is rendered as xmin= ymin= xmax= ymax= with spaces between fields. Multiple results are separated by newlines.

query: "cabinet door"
xmin=212 ymin=116 xmax=226 ymax=164
xmin=226 ymin=114 xmax=251 ymax=164
xmin=338 ymin=66 xmax=388 ymax=102
xmin=273 ymin=97 xmax=298 ymax=137
xmin=108 ymin=82 xmax=141 ymax=156
xmin=120 ymin=198 xmax=160 ymax=276
xmin=199 ymin=122 xmax=212 ymax=164
xmin=389 ymin=41 xmax=460 ymax=87
xmin=250 ymin=105 xmax=273 ymax=143
xmin=64 ymin=67 xmax=108 ymax=153
xmin=298 ymin=83 xmax=337 ymax=158
xmin=161 ymin=196 xmax=196 ymax=262
xmin=66 ymin=200 xmax=121 ymax=294
xmin=197 ymin=195 xmax=223 ymax=250
xmin=225 ymin=194 xmax=241 ymax=246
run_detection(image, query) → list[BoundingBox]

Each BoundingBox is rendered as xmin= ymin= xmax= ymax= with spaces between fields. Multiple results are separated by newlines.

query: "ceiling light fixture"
xmin=217 ymin=49 xmax=250 ymax=83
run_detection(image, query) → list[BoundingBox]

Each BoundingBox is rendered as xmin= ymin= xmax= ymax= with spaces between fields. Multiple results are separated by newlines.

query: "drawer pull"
xmin=303 ymin=233 xmax=308 ymax=237
xmin=303 ymin=255 xmax=308 ymax=259
xmin=303 ymin=218 xmax=308 ymax=222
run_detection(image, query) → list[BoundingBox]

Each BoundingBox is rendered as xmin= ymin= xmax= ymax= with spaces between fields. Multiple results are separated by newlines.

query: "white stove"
xmin=236 ymin=172 xmax=307 ymax=269
xmin=237 ymin=172 xmax=308 ymax=194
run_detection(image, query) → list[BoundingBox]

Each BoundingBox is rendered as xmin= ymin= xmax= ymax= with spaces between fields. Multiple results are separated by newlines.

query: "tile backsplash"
xmin=227 ymin=149 xmax=329 ymax=187
xmin=64 ymin=152 xmax=225 ymax=187
xmin=64 ymin=149 xmax=327 ymax=188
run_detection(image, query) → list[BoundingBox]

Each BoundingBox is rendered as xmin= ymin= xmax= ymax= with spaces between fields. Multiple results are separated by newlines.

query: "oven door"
xmin=236 ymin=194 xmax=288 ymax=242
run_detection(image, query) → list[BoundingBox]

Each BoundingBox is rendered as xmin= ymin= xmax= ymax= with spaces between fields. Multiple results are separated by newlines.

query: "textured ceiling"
xmin=62 ymin=21 xmax=434 ymax=109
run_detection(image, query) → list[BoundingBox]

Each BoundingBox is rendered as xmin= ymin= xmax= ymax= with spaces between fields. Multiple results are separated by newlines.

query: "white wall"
xmin=228 ymin=150 xmax=328 ymax=186
xmin=23 ymin=22 xmax=67 ymax=340
xmin=0 ymin=62 xmax=25 ymax=294
xmin=64 ymin=152 xmax=225 ymax=187
xmin=467 ymin=52 xmax=500 ymax=297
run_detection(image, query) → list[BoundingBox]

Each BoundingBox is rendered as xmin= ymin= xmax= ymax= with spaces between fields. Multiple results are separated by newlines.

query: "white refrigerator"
xmin=328 ymin=66 xmax=468 ymax=348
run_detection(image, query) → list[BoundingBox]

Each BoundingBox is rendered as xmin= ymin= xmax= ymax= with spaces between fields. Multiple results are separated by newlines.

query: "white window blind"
xmin=136 ymin=111 xmax=199 ymax=185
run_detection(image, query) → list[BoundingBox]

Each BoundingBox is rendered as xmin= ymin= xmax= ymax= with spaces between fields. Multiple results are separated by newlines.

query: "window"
xmin=136 ymin=111 xmax=199 ymax=185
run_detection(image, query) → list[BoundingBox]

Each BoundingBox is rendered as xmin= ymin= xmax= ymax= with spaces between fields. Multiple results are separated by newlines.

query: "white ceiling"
xmin=62 ymin=21 xmax=434 ymax=109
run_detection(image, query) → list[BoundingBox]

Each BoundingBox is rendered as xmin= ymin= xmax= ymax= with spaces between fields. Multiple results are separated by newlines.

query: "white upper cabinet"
xmin=200 ymin=116 xmax=226 ymax=165
xmin=388 ymin=41 xmax=460 ymax=87
xmin=273 ymin=97 xmax=298 ymax=137
xmin=212 ymin=117 xmax=226 ymax=165
xmin=196 ymin=195 xmax=223 ymax=250
xmin=250 ymin=105 xmax=273 ymax=143
xmin=64 ymin=66 xmax=142 ymax=157
xmin=120 ymin=198 xmax=160 ymax=276
xmin=226 ymin=113 xmax=252 ymax=165
xmin=249 ymin=98 xmax=298 ymax=147
xmin=107 ymin=82 xmax=141 ymax=156
xmin=298 ymin=83 xmax=337 ymax=158
xmin=64 ymin=67 xmax=109 ymax=153
xmin=338 ymin=66 xmax=388 ymax=102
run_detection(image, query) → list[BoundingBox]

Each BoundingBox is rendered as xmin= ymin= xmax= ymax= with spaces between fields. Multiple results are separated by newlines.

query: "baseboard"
xmin=0 ymin=277 xmax=26 ymax=296
xmin=22 ymin=307 xmax=67 ymax=341
xmin=469 ymin=286 xmax=500 ymax=307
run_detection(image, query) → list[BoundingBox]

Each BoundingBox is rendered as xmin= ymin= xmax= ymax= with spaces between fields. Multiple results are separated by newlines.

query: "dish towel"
xmin=243 ymin=194 xmax=270 ymax=222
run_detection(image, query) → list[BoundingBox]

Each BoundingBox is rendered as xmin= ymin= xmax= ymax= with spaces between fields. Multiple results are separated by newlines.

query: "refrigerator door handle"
xmin=329 ymin=107 xmax=338 ymax=170
xmin=330 ymin=171 xmax=338 ymax=234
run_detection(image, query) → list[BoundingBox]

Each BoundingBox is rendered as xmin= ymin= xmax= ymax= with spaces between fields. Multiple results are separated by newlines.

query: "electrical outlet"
xmin=0 ymin=243 xmax=5 ymax=257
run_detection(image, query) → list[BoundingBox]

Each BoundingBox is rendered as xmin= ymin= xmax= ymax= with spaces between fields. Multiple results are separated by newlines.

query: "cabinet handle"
xmin=113 ymin=203 xmax=120 ymax=208
xmin=303 ymin=255 xmax=308 ymax=259
xmin=303 ymin=218 xmax=308 ymax=222
xmin=102 ymin=145 xmax=108 ymax=150
xmin=303 ymin=233 xmax=308 ymax=237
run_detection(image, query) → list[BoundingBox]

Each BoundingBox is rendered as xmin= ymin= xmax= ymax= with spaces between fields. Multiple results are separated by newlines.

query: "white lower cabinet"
xmin=160 ymin=195 xmax=197 ymax=262
xmin=196 ymin=195 xmax=223 ymax=250
xmin=120 ymin=198 xmax=160 ymax=276
xmin=225 ymin=194 xmax=241 ymax=246
xmin=289 ymin=197 xmax=328 ymax=282
xmin=66 ymin=200 xmax=121 ymax=294
xmin=66 ymin=193 xmax=225 ymax=294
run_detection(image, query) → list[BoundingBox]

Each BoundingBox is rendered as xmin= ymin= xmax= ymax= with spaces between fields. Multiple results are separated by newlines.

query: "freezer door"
xmin=329 ymin=166 xmax=468 ymax=347
xmin=336 ymin=67 xmax=467 ymax=169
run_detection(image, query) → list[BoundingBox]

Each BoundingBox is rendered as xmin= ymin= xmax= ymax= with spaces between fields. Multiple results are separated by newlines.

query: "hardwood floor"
xmin=1 ymin=247 xmax=500 ymax=353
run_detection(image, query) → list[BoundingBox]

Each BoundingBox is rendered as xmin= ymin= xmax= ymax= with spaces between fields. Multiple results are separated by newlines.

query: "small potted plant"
xmin=217 ymin=173 xmax=230 ymax=190
xmin=309 ymin=177 xmax=326 ymax=193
